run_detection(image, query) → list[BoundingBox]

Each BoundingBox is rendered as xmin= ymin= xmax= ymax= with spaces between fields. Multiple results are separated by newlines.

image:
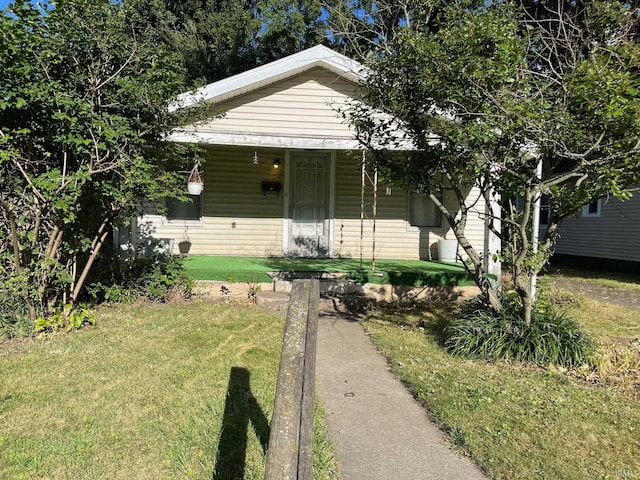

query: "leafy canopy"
xmin=0 ymin=0 xmax=190 ymax=323
xmin=335 ymin=0 xmax=640 ymax=322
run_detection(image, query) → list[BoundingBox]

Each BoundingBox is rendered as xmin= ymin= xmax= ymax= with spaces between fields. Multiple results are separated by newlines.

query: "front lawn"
xmin=0 ymin=303 xmax=338 ymax=480
xmin=364 ymin=298 xmax=640 ymax=480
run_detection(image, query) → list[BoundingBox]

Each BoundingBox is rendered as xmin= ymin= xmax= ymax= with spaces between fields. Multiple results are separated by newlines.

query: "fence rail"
xmin=264 ymin=279 xmax=320 ymax=480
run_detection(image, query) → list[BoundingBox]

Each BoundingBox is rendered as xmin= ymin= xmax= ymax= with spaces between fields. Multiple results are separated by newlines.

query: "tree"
xmin=0 ymin=0 xmax=189 ymax=323
xmin=332 ymin=0 xmax=640 ymax=323
xmin=131 ymin=0 xmax=331 ymax=85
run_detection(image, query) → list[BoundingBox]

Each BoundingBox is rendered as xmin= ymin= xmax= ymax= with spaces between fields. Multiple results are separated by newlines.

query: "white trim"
xmin=485 ymin=183 xmax=502 ymax=278
xmin=170 ymin=45 xmax=365 ymax=111
xmin=167 ymin=129 xmax=362 ymax=150
xmin=328 ymin=151 xmax=336 ymax=258
xmin=282 ymin=150 xmax=292 ymax=255
xmin=581 ymin=199 xmax=602 ymax=217
xmin=162 ymin=218 xmax=204 ymax=227
xmin=284 ymin=150 xmax=335 ymax=257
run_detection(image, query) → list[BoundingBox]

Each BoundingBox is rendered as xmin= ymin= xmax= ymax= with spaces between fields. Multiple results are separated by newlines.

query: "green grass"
xmin=0 ymin=303 xmax=339 ymax=480
xmin=183 ymin=255 xmax=477 ymax=286
xmin=363 ymin=299 xmax=640 ymax=480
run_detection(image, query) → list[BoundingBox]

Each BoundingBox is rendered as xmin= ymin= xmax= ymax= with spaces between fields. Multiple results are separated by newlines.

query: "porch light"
xmin=187 ymin=162 xmax=204 ymax=195
xmin=273 ymin=158 xmax=281 ymax=169
xmin=253 ymin=151 xmax=259 ymax=165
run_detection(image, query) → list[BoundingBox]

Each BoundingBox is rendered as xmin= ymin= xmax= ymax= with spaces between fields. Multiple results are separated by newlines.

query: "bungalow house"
xmin=552 ymin=194 xmax=640 ymax=272
xmin=124 ymin=45 xmax=500 ymax=274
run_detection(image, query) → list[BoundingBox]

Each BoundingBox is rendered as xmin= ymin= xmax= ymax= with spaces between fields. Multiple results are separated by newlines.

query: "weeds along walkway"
xmin=315 ymin=301 xmax=487 ymax=480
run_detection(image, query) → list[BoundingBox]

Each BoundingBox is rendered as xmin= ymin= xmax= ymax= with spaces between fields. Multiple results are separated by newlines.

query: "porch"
xmin=183 ymin=255 xmax=477 ymax=287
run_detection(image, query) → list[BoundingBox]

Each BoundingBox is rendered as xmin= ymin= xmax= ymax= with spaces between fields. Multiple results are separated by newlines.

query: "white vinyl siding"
xmin=138 ymin=146 xmax=285 ymax=256
xmin=331 ymin=152 xmax=487 ymax=261
xmin=555 ymin=193 xmax=640 ymax=263
xmin=137 ymin=148 xmax=488 ymax=260
xmin=184 ymin=68 xmax=357 ymax=141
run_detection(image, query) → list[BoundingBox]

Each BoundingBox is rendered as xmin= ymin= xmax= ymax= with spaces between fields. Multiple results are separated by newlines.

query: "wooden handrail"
xmin=264 ymin=279 xmax=319 ymax=480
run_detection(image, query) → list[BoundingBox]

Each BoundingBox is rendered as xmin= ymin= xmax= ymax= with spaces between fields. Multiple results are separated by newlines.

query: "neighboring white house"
xmin=123 ymin=45 xmax=500 ymax=273
xmin=553 ymin=193 xmax=640 ymax=271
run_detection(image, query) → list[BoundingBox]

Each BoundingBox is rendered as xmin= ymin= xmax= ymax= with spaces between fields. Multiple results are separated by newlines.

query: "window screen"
xmin=409 ymin=193 xmax=442 ymax=228
xmin=167 ymin=195 xmax=202 ymax=221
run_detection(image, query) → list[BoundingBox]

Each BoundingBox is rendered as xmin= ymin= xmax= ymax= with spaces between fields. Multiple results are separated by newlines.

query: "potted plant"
xmin=187 ymin=163 xmax=204 ymax=195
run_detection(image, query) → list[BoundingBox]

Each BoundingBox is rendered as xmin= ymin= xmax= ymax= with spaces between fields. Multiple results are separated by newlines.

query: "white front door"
xmin=288 ymin=152 xmax=332 ymax=257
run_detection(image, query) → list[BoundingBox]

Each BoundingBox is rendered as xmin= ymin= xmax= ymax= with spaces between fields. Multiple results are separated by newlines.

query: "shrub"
xmin=34 ymin=304 xmax=96 ymax=333
xmin=89 ymin=253 xmax=193 ymax=303
xmin=0 ymin=274 xmax=33 ymax=340
xmin=444 ymin=293 xmax=595 ymax=367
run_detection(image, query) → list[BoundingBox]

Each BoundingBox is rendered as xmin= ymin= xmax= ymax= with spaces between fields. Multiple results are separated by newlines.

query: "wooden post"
xmin=264 ymin=279 xmax=319 ymax=480
xmin=297 ymin=279 xmax=319 ymax=479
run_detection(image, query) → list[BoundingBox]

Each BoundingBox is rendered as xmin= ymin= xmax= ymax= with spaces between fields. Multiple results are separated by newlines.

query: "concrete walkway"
xmin=315 ymin=303 xmax=487 ymax=480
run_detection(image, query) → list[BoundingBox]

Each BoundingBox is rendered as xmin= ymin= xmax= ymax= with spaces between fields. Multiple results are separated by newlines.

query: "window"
xmin=540 ymin=195 xmax=549 ymax=225
xmin=409 ymin=192 xmax=442 ymax=228
xmin=516 ymin=194 xmax=549 ymax=225
xmin=582 ymin=199 xmax=601 ymax=217
xmin=166 ymin=195 xmax=202 ymax=221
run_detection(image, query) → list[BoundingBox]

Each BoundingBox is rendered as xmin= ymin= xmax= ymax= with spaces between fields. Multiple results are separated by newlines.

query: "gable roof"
xmin=171 ymin=45 xmax=365 ymax=111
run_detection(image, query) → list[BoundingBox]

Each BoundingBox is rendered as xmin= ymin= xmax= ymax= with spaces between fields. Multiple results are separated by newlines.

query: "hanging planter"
xmin=187 ymin=162 xmax=204 ymax=195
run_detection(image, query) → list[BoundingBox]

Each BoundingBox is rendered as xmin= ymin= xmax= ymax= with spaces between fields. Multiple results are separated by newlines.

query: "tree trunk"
xmin=39 ymin=225 xmax=64 ymax=302
xmin=429 ymin=191 xmax=503 ymax=312
xmin=514 ymin=272 xmax=533 ymax=326
xmin=0 ymin=199 xmax=38 ymax=321
xmin=70 ymin=220 xmax=110 ymax=305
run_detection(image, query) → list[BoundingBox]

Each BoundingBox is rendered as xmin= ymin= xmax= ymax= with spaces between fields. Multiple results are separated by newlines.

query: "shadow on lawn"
xmin=212 ymin=367 xmax=271 ymax=480
xmin=371 ymin=301 xmax=459 ymax=344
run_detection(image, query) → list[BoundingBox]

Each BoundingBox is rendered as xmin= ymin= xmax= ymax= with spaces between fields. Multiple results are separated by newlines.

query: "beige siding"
xmin=137 ymin=147 xmax=487 ymax=260
xmin=332 ymin=152 xmax=487 ymax=261
xmin=189 ymin=68 xmax=357 ymax=140
xmin=138 ymin=146 xmax=285 ymax=256
xmin=555 ymin=194 xmax=640 ymax=262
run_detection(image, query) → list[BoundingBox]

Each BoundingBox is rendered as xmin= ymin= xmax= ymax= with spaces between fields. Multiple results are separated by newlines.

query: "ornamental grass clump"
xmin=444 ymin=293 xmax=594 ymax=367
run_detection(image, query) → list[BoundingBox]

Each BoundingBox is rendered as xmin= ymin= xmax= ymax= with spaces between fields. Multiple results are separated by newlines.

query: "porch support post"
xmin=360 ymin=151 xmax=366 ymax=271
xmin=530 ymin=157 xmax=543 ymax=302
xmin=372 ymin=164 xmax=377 ymax=273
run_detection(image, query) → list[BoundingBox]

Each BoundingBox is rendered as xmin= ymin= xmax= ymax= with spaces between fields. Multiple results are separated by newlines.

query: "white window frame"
xmin=581 ymin=199 xmax=601 ymax=217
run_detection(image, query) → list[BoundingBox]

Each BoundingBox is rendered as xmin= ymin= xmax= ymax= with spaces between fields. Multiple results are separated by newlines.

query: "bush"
xmin=0 ymin=274 xmax=33 ymax=340
xmin=89 ymin=253 xmax=193 ymax=303
xmin=0 ymin=294 xmax=32 ymax=340
xmin=444 ymin=293 xmax=594 ymax=367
